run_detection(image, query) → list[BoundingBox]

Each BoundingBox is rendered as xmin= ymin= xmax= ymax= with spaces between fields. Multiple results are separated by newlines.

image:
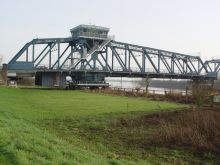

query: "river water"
xmin=105 ymin=77 xmax=189 ymax=95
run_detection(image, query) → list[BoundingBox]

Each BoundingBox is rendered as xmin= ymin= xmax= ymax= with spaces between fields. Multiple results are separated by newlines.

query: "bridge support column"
xmin=1 ymin=64 xmax=8 ymax=85
xmin=71 ymin=72 xmax=107 ymax=83
xmin=35 ymin=72 xmax=67 ymax=87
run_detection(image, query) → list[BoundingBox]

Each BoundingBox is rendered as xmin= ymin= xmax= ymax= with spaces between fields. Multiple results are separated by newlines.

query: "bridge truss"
xmin=8 ymin=37 xmax=219 ymax=81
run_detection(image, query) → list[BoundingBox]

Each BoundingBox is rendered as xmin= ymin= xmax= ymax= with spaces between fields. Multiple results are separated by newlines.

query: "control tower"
xmin=70 ymin=24 xmax=110 ymax=40
xmin=68 ymin=25 xmax=112 ymax=72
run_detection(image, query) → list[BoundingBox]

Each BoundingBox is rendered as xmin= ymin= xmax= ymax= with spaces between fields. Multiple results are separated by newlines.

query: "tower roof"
xmin=70 ymin=24 xmax=110 ymax=32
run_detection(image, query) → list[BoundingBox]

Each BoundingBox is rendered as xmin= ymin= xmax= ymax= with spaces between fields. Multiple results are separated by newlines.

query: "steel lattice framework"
xmin=8 ymin=37 xmax=219 ymax=80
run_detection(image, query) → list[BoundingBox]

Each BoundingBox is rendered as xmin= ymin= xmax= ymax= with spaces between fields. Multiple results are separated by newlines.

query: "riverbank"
xmin=0 ymin=87 xmax=219 ymax=164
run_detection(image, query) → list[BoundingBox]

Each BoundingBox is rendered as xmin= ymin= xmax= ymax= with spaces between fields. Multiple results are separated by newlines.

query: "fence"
xmin=111 ymin=87 xmax=191 ymax=96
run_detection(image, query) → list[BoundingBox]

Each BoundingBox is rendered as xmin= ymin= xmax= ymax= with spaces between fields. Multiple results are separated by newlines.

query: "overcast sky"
xmin=0 ymin=0 xmax=220 ymax=63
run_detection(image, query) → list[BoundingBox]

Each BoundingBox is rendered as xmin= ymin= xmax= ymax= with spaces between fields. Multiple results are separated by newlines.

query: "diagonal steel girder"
xmin=51 ymin=45 xmax=70 ymax=69
xmin=35 ymin=43 xmax=56 ymax=68
xmin=128 ymin=49 xmax=142 ymax=72
xmin=198 ymin=59 xmax=210 ymax=73
xmin=215 ymin=63 xmax=220 ymax=72
xmin=59 ymin=46 xmax=79 ymax=69
xmin=160 ymin=55 xmax=172 ymax=73
xmin=34 ymin=44 xmax=50 ymax=63
xmin=100 ymin=53 xmax=112 ymax=71
xmin=171 ymin=54 xmax=184 ymax=74
xmin=8 ymin=41 xmax=33 ymax=64
xmin=110 ymin=47 xmax=126 ymax=70
xmin=143 ymin=49 xmax=159 ymax=73
xmin=187 ymin=58 xmax=198 ymax=73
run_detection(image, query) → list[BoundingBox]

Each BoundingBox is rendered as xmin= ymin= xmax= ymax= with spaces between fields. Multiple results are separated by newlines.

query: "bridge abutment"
xmin=35 ymin=72 xmax=67 ymax=87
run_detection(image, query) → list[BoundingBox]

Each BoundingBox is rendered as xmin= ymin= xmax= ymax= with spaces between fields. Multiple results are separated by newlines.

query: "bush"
xmin=150 ymin=109 xmax=220 ymax=156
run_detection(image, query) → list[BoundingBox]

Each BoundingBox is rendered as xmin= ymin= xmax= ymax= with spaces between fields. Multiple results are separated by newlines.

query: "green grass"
xmin=0 ymin=87 xmax=189 ymax=164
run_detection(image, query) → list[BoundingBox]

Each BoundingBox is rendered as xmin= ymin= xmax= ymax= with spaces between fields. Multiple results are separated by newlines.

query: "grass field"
xmin=0 ymin=87 xmax=216 ymax=165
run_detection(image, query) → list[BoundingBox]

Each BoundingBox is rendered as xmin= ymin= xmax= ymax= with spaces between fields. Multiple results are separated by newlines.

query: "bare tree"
xmin=0 ymin=55 xmax=2 ymax=67
xmin=190 ymin=80 xmax=213 ymax=107
xmin=0 ymin=55 xmax=3 ymax=84
xmin=136 ymin=78 xmax=150 ymax=93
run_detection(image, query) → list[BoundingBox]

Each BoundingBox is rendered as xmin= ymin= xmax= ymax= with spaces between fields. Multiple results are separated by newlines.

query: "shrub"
xmin=150 ymin=109 xmax=220 ymax=156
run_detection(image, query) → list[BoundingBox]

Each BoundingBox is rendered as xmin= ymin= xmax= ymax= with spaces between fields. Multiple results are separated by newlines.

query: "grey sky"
xmin=0 ymin=0 xmax=220 ymax=63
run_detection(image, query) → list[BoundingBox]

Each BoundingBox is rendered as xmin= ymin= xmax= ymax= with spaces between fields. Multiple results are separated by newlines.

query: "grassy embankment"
xmin=0 ymin=87 xmax=218 ymax=164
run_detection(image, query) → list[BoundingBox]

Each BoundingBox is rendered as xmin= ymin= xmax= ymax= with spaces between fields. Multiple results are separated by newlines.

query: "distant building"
xmin=70 ymin=24 xmax=110 ymax=40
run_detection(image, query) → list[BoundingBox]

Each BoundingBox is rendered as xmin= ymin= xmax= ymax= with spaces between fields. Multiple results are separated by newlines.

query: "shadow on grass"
xmin=0 ymin=146 xmax=18 ymax=165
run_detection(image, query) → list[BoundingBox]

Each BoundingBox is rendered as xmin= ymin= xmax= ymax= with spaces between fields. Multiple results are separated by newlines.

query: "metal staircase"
xmin=68 ymin=39 xmax=111 ymax=70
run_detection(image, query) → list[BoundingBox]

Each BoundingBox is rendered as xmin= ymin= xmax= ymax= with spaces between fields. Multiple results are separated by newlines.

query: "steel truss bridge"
xmin=8 ymin=35 xmax=220 ymax=86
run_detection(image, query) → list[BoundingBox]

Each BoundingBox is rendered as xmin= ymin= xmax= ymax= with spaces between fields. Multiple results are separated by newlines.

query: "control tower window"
xmin=70 ymin=24 xmax=110 ymax=39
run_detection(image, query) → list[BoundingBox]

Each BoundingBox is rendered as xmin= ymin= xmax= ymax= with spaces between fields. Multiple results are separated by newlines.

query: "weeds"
xmin=109 ymin=108 xmax=220 ymax=158
xmin=151 ymin=109 xmax=220 ymax=156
